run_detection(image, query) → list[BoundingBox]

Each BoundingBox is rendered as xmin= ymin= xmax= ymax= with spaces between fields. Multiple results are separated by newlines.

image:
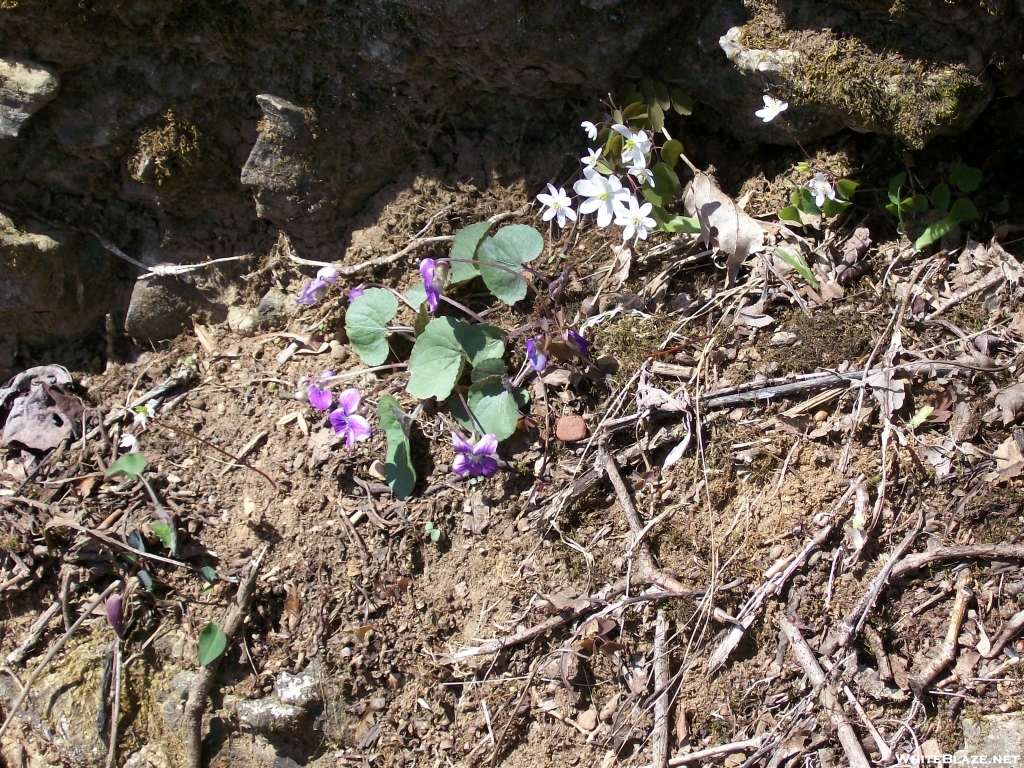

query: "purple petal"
xmin=420 ymin=258 xmax=435 ymax=285
xmin=328 ymin=409 xmax=350 ymax=434
xmin=106 ymin=595 xmax=124 ymax=639
xmin=452 ymin=454 xmax=472 ymax=477
xmin=344 ymin=415 xmax=372 ymax=449
xmin=473 ymin=434 xmax=498 ymax=457
xmin=335 ymin=388 xmax=362 ymax=415
xmin=348 ymin=287 xmax=364 ymax=303
xmin=317 ymin=265 xmax=339 ymax=284
xmin=451 ymin=431 xmax=474 ymax=455
xmin=526 ymin=338 xmax=547 ymax=372
xmin=308 ymin=385 xmax=333 ymax=411
xmin=296 ymin=278 xmax=327 ymax=305
xmin=476 ymin=456 xmax=500 ymax=477
xmin=568 ymin=331 xmax=590 ymax=357
xmin=319 ymin=370 xmax=336 ymax=381
xmin=425 ymin=287 xmax=440 ymax=313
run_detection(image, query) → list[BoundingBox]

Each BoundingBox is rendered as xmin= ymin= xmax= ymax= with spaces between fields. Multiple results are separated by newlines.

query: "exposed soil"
xmin=2 ymin=120 xmax=1024 ymax=768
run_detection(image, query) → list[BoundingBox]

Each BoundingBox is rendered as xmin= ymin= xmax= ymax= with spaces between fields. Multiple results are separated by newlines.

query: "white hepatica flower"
xmin=628 ymin=158 xmax=656 ymax=187
xmin=755 ymin=95 xmax=788 ymax=123
xmin=133 ymin=401 xmax=157 ymax=429
xmin=581 ymin=120 xmax=598 ymax=141
xmin=614 ymin=194 xmax=657 ymax=243
xmin=119 ymin=432 xmax=139 ymax=452
xmin=806 ymin=172 xmax=836 ymax=207
xmin=536 ymin=183 xmax=577 ymax=229
xmin=573 ymin=167 xmax=630 ymax=228
xmin=611 ymin=124 xmax=652 ymax=167
xmin=581 ymin=147 xmax=603 ymax=170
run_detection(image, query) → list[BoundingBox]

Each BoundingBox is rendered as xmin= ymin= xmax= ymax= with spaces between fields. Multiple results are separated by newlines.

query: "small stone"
xmin=275 ymin=660 xmax=322 ymax=708
xmin=255 ymin=288 xmax=288 ymax=329
xmin=516 ymin=518 xmax=531 ymax=534
xmin=770 ymin=331 xmax=798 ymax=347
xmin=368 ymin=460 xmax=387 ymax=481
xmin=599 ymin=693 xmax=620 ymax=722
xmin=556 ymin=413 xmax=587 ymax=442
xmin=595 ymin=354 xmax=619 ymax=373
xmin=0 ymin=58 xmax=60 ymax=139
xmin=577 ymin=709 xmax=598 ymax=731
xmin=453 ymin=582 xmax=470 ymax=599
xmin=330 ymin=340 xmax=349 ymax=362
xmin=813 ymin=410 xmax=829 ymax=423
xmin=233 ymin=696 xmax=306 ymax=731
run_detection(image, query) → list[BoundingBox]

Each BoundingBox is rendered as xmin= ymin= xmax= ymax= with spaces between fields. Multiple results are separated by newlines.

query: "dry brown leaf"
xmin=609 ymin=243 xmax=632 ymax=287
xmin=994 ymin=383 xmax=1024 ymax=426
xmin=984 ymin=434 xmax=1024 ymax=484
xmin=682 ymin=171 xmax=765 ymax=285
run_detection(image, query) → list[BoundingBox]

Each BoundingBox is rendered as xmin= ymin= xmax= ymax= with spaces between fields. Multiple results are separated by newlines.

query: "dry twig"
xmin=910 ymin=569 xmax=973 ymax=697
xmin=181 ymin=546 xmax=268 ymax=768
xmin=780 ymin=617 xmax=870 ymax=768
xmin=890 ymin=544 xmax=1024 ymax=580
xmin=652 ymin=609 xmax=670 ymax=768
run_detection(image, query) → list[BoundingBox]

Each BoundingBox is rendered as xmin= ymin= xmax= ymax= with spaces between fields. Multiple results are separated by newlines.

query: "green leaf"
xmin=199 ymin=566 xmax=218 ymax=584
xmin=949 ymin=166 xmax=981 ymax=193
xmin=888 ymin=172 xmax=907 ymax=205
xmin=377 ymin=394 xmax=416 ymax=500
xmin=471 ymin=357 xmax=507 ymax=383
xmin=835 ymin=179 xmax=858 ymax=201
xmin=650 ymin=206 xmax=700 ymax=233
xmin=413 ymin=301 xmax=429 ymax=337
xmin=407 ymin=282 xmax=427 ymax=309
xmin=198 ymin=622 xmax=228 ymax=666
xmin=649 ymin=101 xmax=665 ymax=133
xmin=670 ymin=89 xmax=693 ymax=115
xmin=654 ymin=82 xmax=671 ymax=111
xmin=905 ymin=194 xmax=930 ymax=214
xmin=914 ymin=216 xmax=958 ymax=249
xmin=345 ymin=288 xmax=398 ymax=366
xmin=644 ymin=162 xmax=681 ymax=207
xmin=821 ymin=197 xmax=851 ymax=218
xmin=779 ymin=205 xmax=802 ymax=223
xmin=106 ymin=453 xmax=147 ymax=480
xmin=449 ymin=221 xmax=491 ymax=284
xmin=430 ymin=527 xmax=441 ymax=543
xmin=661 ymin=139 xmax=683 ymax=169
xmin=774 ymin=247 xmax=819 ymax=290
xmin=794 ymin=187 xmax=821 ymax=215
xmin=930 ymin=183 xmax=950 ymax=211
xmin=451 ymin=378 xmax=528 ymax=441
xmin=908 ymin=405 xmax=934 ymax=430
xmin=460 ymin=324 xmax=505 ymax=366
xmin=477 ymin=225 xmax=542 ymax=305
xmin=949 ymin=197 xmax=979 ymax=222
xmin=884 ymin=202 xmax=899 ymax=218
xmin=603 ymin=131 xmax=623 ymax=165
xmin=622 ymin=101 xmax=648 ymax=121
xmin=150 ymin=521 xmax=178 ymax=554
xmin=795 ymin=161 xmax=812 ymax=174
xmin=407 ymin=317 xmax=466 ymax=400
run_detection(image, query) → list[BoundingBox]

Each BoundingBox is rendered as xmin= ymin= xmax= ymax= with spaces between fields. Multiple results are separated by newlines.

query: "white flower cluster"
xmin=535 ymin=121 xmax=657 ymax=244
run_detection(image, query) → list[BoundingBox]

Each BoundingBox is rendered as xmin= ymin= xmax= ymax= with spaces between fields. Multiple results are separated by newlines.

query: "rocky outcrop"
xmin=0 ymin=0 xmax=1021 ymax=351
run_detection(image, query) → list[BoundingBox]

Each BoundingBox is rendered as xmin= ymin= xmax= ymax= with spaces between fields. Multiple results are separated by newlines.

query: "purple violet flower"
xmin=348 ymin=287 xmax=364 ymax=303
xmin=419 ymin=258 xmax=449 ymax=314
xmin=106 ymin=594 xmax=125 ymax=640
xmin=328 ymin=388 xmax=373 ymax=449
xmin=296 ymin=266 xmax=339 ymax=306
xmin=307 ymin=370 xmax=336 ymax=411
xmin=451 ymin=432 xmax=499 ymax=478
xmin=568 ymin=330 xmax=589 ymax=358
xmin=526 ymin=337 xmax=547 ymax=372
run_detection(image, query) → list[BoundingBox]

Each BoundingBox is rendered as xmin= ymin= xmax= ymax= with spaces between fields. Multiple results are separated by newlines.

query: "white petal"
xmin=596 ymin=205 xmax=613 ymax=228
xmin=579 ymin=197 xmax=602 ymax=215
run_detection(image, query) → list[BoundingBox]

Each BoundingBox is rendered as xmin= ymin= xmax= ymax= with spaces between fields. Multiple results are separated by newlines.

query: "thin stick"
xmin=0 ymin=580 xmax=122 ymax=739
xmin=637 ymin=737 xmax=762 ymax=768
xmin=181 ymin=546 xmax=268 ymax=768
xmin=158 ymin=421 xmax=277 ymax=489
xmin=105 ymin=641 xmax=123 ymax=768
xmin=652 ymin=609 xmax=670 ymax=768
xmin=983 ymin=608 xmax=1024 ymax=660
xmin=489 ymin=661 xmax=539 ymax=768
xmin=927 ymin=269 xmax=1004 ymax=320
xmin=842 ymin=683 xmax=894 ymax=763
xmin=6 ymin=601 xmax=62 ymax=665
xmin=780 ymin=617 xmax=870 ymax=768
xmin=910 ymin=569 xmax=972 ymax=697
xmin=890 ymin=544 xmax=1024 ymax=580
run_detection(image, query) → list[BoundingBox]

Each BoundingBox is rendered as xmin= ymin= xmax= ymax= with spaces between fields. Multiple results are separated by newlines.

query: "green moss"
xmin=740 ymin=2 xmax=980 ymax=148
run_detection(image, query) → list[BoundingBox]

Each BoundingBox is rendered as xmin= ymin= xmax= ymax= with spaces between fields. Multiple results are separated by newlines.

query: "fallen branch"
xmin=983 ymin=608 xmax=1024 ymax=660
xmin=780 ymin=617 xmax=870 ymax=768
xmin=6 ymin=601 xmax=62 ymax=665
xmin=0 ymin=580 xmax=123 ymax=740
xmin=652 ymin=609 xmax=670 ymax=768
xmin=910 ymin=569 xmax=972 ymax=697
xmin=926 ymin=268 xmax=1004 ymax=321
xmin=890 ymin=544 xmax=1024 ymax=581
xmin=637 ymin=737 xmax=762 ymax=768
xmin=181 ymin=546 xmax=268 ymax=768
xmin=842 ymin=683 xmax=894 ymax=763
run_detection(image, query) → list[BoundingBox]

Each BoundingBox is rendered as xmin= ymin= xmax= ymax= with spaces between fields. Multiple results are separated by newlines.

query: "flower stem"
xmin=440 ymin=295 xmax=487 ymax=324
xmin=322 ymin=364 xmax=409 ymax=385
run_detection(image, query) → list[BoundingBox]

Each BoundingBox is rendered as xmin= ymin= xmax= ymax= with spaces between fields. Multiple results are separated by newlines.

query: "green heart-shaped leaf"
xmin=477 ymin=225 xmax=542 ymax=305
xmin=449 ymin=221 xmax=491 ymax=284
xmin=105 ymin=453 xmax=147 ymax=480
xmin=198 ymin=622 xmax=227 ymax=666
xmin=346 ymin=288 xmax=398 ymax=366
xmin=450 ymin=377 xmax=528 ymax=441
xmin=377 ymin=394 xmax=416 ymax=500
xmin=407 ymin=316 xmax=466 ymax=400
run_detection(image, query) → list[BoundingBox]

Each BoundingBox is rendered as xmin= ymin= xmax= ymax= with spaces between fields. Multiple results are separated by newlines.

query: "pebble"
xmin=330 ymin=341 xmax=349 ymax=362
xmin=770 ymin=331 xmax=798 ymax=347
xmin=577 ymin=709 xmax=598 ymax=731
xmin=556 ymin=413 xmax=587 ymax=442
xmin=368 ymin=460 xmax=387 ymax=481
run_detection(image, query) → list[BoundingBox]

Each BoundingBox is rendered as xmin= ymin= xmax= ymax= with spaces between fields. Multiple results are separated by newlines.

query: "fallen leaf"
xmin=983 ymin=434 xmax=1024 ymax=484
xmin=865 ymin=369 xmax=906 ymax=418
xmin=609 ymin=244 xmax=632 ymax=287
xmin=994 ymin=383 xmax=1024 ymax=426
xmin=682 ymin=171 xmax=764 ymax=285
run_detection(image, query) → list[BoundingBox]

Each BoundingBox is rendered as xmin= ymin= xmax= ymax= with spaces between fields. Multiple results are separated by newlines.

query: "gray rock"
xmin=0 ymin=211 xmax=123 ymax=344
xmin=954 ymin=714 xmax=1024 ymax=761
xmin=275 ymin=659 xmax=323 ymax=708
xmin=124 ymin=274 xmax=202 ymax=342
xmin=229 ymin=695 xmax=307 ymax=732
xmin=0 ymin=58 xmax=59 ymax=139
xmin=255 ymin=288 xmax=289 ymax=329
